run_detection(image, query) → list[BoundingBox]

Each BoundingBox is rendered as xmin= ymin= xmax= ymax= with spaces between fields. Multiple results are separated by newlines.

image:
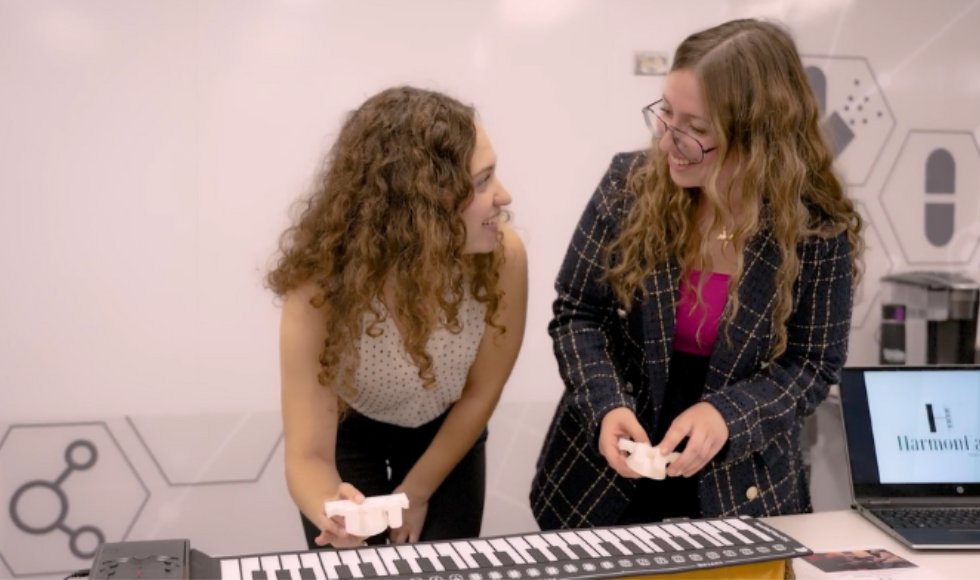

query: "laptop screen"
xmin=839 ymin=366 xmax=980 ymax=499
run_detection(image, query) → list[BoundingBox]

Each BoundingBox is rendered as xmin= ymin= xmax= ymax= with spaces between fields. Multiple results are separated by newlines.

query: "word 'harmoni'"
xmin=896 ymin=435 xmax=980 ymax=452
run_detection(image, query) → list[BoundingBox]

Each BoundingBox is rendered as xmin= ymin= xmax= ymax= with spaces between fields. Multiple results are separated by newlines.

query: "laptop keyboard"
xmin=871 ymin=508 xmax=980 ymax=529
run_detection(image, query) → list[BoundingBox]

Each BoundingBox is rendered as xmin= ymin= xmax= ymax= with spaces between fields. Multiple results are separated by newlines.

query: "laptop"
xmin=839 ymin=365 xmax=980 ymax=549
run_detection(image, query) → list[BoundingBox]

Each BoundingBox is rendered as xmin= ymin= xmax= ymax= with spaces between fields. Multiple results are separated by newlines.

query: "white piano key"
xmin=661 ymin=523 xmax=703 ymax=549
xmin=525 ymin=535 xmax=560 ymax=561
xmin=220 ymin=559 xmax=243 ymax=580
xmin=239 ymin=557 xmax=262 ymax=580
xmin=260 ymin=555 xmax=283 ymax=575
xmin=318 ymin=551 xmax=342 ymax=580
xmin=593 ymin=528 xmax=631 ymax=556
xmin=489 ymin=537 xmax=527 ymax=564
xmin=434 ymin=543 xmax=467 ymax=570
xmin=356 ymin=548 xmax=388 ymax=577
xmin=691 ymin=521 xmax=729 ymax=546
xmin=394 ymin=545 xmax=424 ymax=574
xmin=645 ymin=525 xmax=684 ymax=551
xmin=450 ymin=542 xmax=481 ymax=569
xmin=572 ymin=530 xmax=612 ymax=557
xmin=728 ymin=518 xmax=774 ymax=542
xmin=338 ymin=550 xmax=364 ymax=578
xmin=470 ymin=540 xmax=504 ymax=567
xmin=710 ymin=519 xmax=754 ymax=544
xmin=539 ymin=533 xmax=578 ymax=560
xmin=556 ymin=531 xmax=599 ymax=558
xmin=504 ymin=536 xmax=539 ymax=563
xmin=279 ymin=554 xmax=303 ymax=580
xmin=299 ymin=553 xmax=327 ymax=580
xmin=679 ymin=522 xmax=718 ymax=547
xmin=375 ymin=547 xmax=402 ymax=575
xmin=613 ymin=528 xmax=655 ymax=553
xmin=414 ymin=544 xmax=446 ymax=572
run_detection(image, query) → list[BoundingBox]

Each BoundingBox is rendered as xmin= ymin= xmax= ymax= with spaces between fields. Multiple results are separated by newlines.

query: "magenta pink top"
xmin=673 ymin=270 xmax=730 ymax=356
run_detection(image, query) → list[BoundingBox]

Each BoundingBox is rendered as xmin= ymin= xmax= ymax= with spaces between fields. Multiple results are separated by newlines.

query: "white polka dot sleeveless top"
xmin=341 ymin=294 xmax=488 ymax=428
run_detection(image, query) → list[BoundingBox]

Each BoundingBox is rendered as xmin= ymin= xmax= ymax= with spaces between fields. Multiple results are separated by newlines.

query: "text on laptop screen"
xmin=865 ymin=369 xmax=980 ymax=484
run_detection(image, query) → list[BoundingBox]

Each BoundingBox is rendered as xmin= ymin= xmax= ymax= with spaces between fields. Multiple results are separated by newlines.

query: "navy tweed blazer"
xmin=530 ymin=151 xmax=854 ymax=530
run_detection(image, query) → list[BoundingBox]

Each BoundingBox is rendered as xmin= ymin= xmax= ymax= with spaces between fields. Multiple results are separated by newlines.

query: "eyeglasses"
xmin=642 ymin=99 xmax=716 ymax=164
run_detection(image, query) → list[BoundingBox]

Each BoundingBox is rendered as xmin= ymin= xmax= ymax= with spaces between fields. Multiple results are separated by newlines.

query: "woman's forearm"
xmin=286 ymin=453 xmax=344 ymax=525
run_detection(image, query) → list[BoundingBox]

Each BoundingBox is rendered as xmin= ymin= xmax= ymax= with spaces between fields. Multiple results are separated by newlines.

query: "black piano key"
xmin=718 ymin=531 xmax=748 ymax=545
xmin=417 ymin=557 xmax=436 ymax=573
xmin=471 ymin=553 xmax=493 ymax=568
xmin=358 ymin=563 xmax=378 ymax=577
xmin=274 ymin=571 xmax=292 ymax=580
xmin=540 ymin=546 xmax=565 ymax=561
xmin=334 ymin=564 xmax=354 ymax=580
xmin=525 ymin=548 xmax=547 ymax=563
xmin=648 ymin=537 xmax=674 ymax=552
xmin=438 ymin=555 xmax=459 ymax=571
xmin=251 ymin=572 xmax=268 ymax=580
xmin=621 ymin=540 xmax=645 ymax=555
xmin=393 ymin=559 xmax=413 ymax=575
xmin=494 ymin=551 xmax=516 ymax=566
xmin=673 ymin=536 xmax=700 ymax=550
xmin=599 ymin=541 xmax=626 ymax=556
xmin=568 ymin=544 xmax=592 ymax=559
xmin=298 ymin=568 xmax=316 ymax=580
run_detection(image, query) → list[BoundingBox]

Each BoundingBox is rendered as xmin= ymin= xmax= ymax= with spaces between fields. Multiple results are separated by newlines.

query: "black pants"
xmin=301 ymin=407 xmax=487 ymax=548
xmin=618 ymin=349 xmax=710 ymax=525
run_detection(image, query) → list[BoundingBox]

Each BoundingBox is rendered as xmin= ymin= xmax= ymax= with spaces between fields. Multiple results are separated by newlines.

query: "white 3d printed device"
xmin=324 ymin=493 xmax=410 ymax=537
xmin=618 ymin=438 xmax=681 ymax=480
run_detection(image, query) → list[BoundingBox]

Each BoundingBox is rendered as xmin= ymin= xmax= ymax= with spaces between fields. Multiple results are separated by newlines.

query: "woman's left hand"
xmin=389 ymin=487 xmax=428 ymax=544
xmin=656 ymin=402 xmax=730 ymax=477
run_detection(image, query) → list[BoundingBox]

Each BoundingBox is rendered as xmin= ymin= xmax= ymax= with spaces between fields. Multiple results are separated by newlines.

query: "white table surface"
xmin=764 ymin=510 xmax=980 ymax=579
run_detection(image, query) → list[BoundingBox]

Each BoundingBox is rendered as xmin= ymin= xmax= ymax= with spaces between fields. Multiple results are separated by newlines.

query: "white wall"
xmin=1 ymin=0 xmax=979 ymax=576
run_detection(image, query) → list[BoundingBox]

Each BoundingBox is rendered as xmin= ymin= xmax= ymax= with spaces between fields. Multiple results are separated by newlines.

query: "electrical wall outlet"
xmin=635 ymin=52 xmax=669 ymax=75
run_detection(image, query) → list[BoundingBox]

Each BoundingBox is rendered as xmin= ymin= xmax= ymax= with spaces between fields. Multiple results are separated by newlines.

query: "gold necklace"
xmin=717 ymin=226 xmax=734 ymax=251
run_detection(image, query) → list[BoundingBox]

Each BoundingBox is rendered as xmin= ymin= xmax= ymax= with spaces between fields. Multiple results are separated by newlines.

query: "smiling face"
xmin=460 ymin=122 xmax=511 ymax=254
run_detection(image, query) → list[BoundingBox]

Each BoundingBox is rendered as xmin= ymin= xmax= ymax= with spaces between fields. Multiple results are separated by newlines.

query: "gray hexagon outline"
xmin=852 ymin=202 xmax=894 ymax=330
xmin=802 ymin=54 xmax=896 ymax=187
xmin=125 ymin=416 xmax=283 ymax=486
xmin=879 ymin=129 xmax=980 ymax=266
xmin=0 ymin=422 xmax=150 ymax=578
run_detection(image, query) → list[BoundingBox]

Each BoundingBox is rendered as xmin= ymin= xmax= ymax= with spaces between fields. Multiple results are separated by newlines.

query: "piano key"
xmin=613 ymin=528 xmax=657 ymax=554
xmin=394 ymin=545 xmax=424 ymax=574
xmin=220 ymin=559 xmax=243 ymax=580
xmin=469 ymin=540 xmax=504 ymax=567
xmin=709 ymin=520 xmax=754 ymax=544
xmin=645 ymin=525 xmax=684 ymax=552
xmin=299 ymin=553 xmax=327 ymax=580
xmin=691 ymin=522 xmax=728 ymax=546
xmin=471 ymin=552 xmax=493 ymax=568
xmin=338 ymin=551 xmax=364 ymax=579
xmin=240 ymin=557 xmax=262 ymax=580
xmin=414 ymin=545 xmax=446 ymax=572
xmin=573 ymin=530 xmax=613 ymax=557
xmin=261 ymin=556 xmax=283 ymax=575
xmin=275 ymin=571 xmax=292 ymax=580
xmin=489 ymin=538 xmax=526 ymax=564
xmin=525 ymin=535 xmax=560 ymax=562
xmin=541 ymin=533 xmax=582 ymax=560
xmin=298 ymin=569 xmax=317 ymax=580
xmin=556 ymin=531 xmax=599 ymax=558
xmin=504 ymin=536 xmax=539 ymax=563
xmin=661 ymin=523 xmax=703 ymax=549
xmin=727 ymin=518 xmax=774 ymax=542
xmin=449 ymin=542 xmax=481 ymax=568
xmin=354 ymin=549 xmax=387 ymax=577
xmin=622 ymin=527 xmax=663 ymax=553
xmin=392 ymin=560 xmax=412 ymax=576
xmin=594 ymin=528 xmax=632 ymax=555
xmin=434 ymin=543 xmax=466 ymax=570
xmin=332 ymin=565 xmax=353 ymax=580
xmin=679 ymin=522 xmax=719 ymax=547
xmin=375 ymin=547 xmax=402 ymax=575
xmin=279 ymin=555 xmax=304 ymax=580
xmin=319 ymin=551 xmax=343 ymax=580
xmin=252 ymin=572 xmax=268 ymax=580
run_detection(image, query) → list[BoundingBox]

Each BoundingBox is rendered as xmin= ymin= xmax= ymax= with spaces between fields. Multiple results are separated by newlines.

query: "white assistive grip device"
xmin=618 ymin=438 xmax=681 ymax=480
xmin=324 ymin=492 xmax=410 ymax=537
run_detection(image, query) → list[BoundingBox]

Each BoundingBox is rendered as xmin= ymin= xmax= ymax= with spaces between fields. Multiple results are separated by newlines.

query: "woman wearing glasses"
xmin=531 ymin=18 xmax=864 ymax=529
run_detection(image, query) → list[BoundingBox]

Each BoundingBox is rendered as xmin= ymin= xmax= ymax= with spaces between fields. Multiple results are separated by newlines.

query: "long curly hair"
xmin=266 ymin=86 xmax=505 ymax=398
xmin=606 ymin=19 xmax=864 ymax=359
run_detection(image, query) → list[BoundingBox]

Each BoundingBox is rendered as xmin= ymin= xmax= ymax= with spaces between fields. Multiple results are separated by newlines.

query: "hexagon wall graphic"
xmin=0 ymin=423 xmax=149 ymax=577
xmin=881 ymin=131 xmax=980 ymax=265
xmin=802 ymin=55 xmax=895 ymax=186
xmin=852 ymin=203 xmax=893 ymax=329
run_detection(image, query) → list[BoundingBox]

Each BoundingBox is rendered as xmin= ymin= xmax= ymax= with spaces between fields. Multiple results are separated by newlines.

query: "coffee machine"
xmin=879 ymin=271 xmax=980 ymax=365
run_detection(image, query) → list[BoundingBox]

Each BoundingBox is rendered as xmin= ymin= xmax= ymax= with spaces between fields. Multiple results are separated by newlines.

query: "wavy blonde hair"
xmin=607 ymin=19 xmax=863 ymax=359
xmin=266 ymin=86 xmax=505 ymax=398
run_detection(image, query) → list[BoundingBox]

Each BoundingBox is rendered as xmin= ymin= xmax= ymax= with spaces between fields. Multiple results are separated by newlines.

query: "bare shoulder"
xmin=499 ymin=222 xmax=528 ymax=274
xmin=281 ymin=281 xmax=327 ymax=347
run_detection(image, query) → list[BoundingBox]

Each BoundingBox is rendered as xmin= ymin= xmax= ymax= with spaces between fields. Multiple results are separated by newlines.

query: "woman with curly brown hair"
xmin=531 ymin=18 xmax=864 ymax=529
xmin=267 ymin=86 xmax=527 ymax=548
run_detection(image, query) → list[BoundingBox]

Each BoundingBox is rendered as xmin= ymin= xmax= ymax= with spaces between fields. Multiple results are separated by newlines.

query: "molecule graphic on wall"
xmin=8 ymin=440 xmax=105 ymax=560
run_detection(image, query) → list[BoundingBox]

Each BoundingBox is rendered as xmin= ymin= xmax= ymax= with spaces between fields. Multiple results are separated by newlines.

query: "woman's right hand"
xmin=599 ymin=407 xmax=651 ymax=478
xmin=315 ymin=482 xmax=367 ymax=548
